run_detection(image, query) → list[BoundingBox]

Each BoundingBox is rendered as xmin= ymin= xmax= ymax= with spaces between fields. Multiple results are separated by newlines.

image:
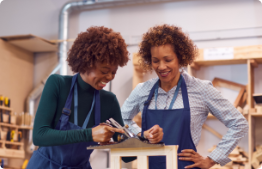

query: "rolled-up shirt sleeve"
xmin=121 ymin=83 xmax=143 ymax=135
xmin=204 ymin=82 xmax=249 ymax=166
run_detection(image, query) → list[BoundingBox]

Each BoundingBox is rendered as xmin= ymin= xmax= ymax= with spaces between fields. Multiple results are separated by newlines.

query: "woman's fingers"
xmin=181 ymin=149 xmax=196 ymax=154
xmin=148 ymin=131 xmax=164 ymax=143
xmin=178 ymin=153 xmax=193 ymax=157
xmin=149 ymin=125 xmax=160 ymax=134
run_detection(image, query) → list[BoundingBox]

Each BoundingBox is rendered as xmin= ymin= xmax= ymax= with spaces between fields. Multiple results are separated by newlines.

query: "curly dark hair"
xmin=67 ymin=26 xmax=129 ymax=73
xmin=138 ymin=24 xmax=198 ymax=71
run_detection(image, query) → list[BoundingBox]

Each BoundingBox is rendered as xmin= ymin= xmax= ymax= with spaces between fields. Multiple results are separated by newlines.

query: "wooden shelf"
xmin=250 ymin=113 xmax=262 ymax=117
xmin=0 ymin=148 xmax=25 ymax=158
xmin=0 ymin=123 xmax=33 ymax=130
xmin=0 ymin=105 xmax=13 ymax=112
xmin=0 ymin=140 xmax=23 ymax=146
xmin=193 ymin=57 xmax=262 ymax=67
xmin=19 ymin=125 xmax=33 ymax=130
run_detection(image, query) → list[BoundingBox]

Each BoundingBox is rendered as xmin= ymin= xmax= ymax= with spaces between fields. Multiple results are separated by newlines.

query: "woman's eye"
xmin=101 ymin=71 xmax=108 ymax=74
xmin=166 ymin=60 xmax=172 ymax=62
xmin=152 ymin=60 xmax=159 ymax=63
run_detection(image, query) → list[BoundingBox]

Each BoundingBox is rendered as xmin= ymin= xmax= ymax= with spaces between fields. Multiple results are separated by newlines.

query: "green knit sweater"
xmin=33 ymin=74 xmax=124 ymax=146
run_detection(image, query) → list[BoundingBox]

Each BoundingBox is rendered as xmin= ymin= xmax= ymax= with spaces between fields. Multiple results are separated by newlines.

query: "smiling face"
xmin=80 ymin=62 xmax=118 ymax=90
xmin=151 ymin=44 xmax=181 ymax=91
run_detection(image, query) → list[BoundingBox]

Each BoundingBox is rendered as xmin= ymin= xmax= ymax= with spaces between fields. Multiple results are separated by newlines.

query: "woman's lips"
xmin=99 ymin=81 xmax=107 ymax=88
xmin=159 ymin=71 xmax=170 ymax=77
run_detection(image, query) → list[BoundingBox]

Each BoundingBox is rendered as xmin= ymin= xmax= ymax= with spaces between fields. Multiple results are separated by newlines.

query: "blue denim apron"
xmin=142 ymin=75 xmax=200 ymax=169
xmin=27 ymin=73 xmax=100 ymax=169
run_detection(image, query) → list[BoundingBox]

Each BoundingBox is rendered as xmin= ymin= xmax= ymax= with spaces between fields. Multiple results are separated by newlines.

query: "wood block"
xmin=229 ymin=155 xmax=247 ymax=163
xmin=237 ymin=107 xmax=243 ymax=114
xmin=10 ymin=115 xmax=16 ymax=125
xmin=232 ymin=164 xmax=240 ymax=169
xmin=255 ymin=105 xmax=262 ymax=114
xmin=243 ymin=105 xmax=249 ymax=115
xmin=256 ymin=151 xmax=262 ymax=162
xmin=239 ymin=147 xmax=249 ymax=158
xmin=244 ymin=163 xmax=249 ymax=169
xmin=251 ymin=152 xmax=260 ymax=169
xmin=0 ymin=131 xmax=7 ymax=141
xmin=229 ymin=147 xmax=240 ymax=156
xmin=210 ymin=164 xmax=231 ymax=169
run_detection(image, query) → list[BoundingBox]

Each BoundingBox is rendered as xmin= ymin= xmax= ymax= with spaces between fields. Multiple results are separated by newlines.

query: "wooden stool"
xmin=110 ymin=145 xmax=178 ymax=169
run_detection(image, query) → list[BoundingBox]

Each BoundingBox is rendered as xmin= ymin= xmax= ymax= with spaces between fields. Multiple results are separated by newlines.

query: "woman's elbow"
xmin=32 ymin=130 xmax=44 ymax=146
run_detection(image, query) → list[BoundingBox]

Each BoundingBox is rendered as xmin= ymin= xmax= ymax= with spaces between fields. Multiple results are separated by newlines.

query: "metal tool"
xmin=106 ymin=118 xmax=138 ymax=139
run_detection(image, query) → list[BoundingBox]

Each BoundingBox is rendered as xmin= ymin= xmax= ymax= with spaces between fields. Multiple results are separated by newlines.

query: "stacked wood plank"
xmin=251 ymin=145 xmax=262 ymax=169
xmin=209 ymin=146 xmax=249 ymax=169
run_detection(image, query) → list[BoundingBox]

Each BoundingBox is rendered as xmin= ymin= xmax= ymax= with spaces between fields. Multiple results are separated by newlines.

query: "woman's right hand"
xmin=92 ymin=124 xmax=124 ymax=143
xmin=143 ymin=125 xmax=164 ymax=143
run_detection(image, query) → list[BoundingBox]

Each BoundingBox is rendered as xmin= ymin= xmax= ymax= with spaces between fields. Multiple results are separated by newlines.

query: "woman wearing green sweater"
xmin=27 ymin=26 xmax=129 ymax=169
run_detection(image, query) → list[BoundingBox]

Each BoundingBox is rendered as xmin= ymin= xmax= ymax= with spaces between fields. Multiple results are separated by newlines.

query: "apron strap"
xmin=64 ymin=74 xmax=78 ymax=112
xmin=168 ymin=75 xmax=182 ymax=109
xmin=60 ymin=74 xmax=78 ymax=130
xmin=181 ymin=76 xmax=190 ymax=110
xmin=141 ymin=81 xmax=158 ymax=137
xmin=81 ymin=91 xmax=96 ymax=129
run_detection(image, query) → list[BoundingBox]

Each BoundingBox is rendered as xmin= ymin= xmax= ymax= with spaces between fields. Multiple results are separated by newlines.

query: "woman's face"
xmin=80 ymin=62 xmax=118 ymax=90
xmin=151 ymin=44 xmax=180 ymax=88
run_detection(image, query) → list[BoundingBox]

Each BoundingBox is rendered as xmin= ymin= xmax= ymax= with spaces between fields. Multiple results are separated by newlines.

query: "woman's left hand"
xmin=178 ymin=149 xmax=216 ymax=169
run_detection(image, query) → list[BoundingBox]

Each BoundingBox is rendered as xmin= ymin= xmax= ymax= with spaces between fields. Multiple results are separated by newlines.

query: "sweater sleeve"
xmin=33 ymin=75 xmax=93 ymax=146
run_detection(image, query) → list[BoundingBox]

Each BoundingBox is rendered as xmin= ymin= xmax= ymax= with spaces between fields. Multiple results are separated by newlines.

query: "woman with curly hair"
xmin=27 ymin=26 xmax=129 ymax=169
xmin=121 ymin=24 xmax=248 ymax=169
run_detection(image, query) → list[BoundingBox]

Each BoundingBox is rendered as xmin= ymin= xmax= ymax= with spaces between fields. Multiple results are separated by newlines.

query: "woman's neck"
xmin=160 ymin=72 xmax=181 ymax=92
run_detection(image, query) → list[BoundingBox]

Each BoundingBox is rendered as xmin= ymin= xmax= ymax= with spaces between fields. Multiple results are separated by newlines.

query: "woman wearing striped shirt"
xmin=121 ymin=24 xmax=248 ymax=169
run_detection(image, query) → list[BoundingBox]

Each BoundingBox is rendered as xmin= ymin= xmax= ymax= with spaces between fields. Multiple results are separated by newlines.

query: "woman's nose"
xmin=106 ymin=73 xmax=114 ymax=81
xmin=158 ymin=61 xmax=167 ymax=70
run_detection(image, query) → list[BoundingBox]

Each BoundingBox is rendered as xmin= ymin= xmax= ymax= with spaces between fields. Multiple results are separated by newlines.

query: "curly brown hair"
xmin=138 ymin=24 xmax=198 ymax=71
xmin=67 ymin=26 xmax=129 ymax=73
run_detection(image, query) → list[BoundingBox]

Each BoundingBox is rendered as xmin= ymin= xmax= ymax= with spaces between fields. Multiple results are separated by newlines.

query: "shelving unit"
xmin=0 ymin=106 xmax=33 ymax=159
xmin=187 ymin=45 xmax=262 ymax=169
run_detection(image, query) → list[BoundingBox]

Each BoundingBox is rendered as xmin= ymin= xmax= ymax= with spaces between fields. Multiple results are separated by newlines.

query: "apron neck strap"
xmin=62 ymin=73 xmax=78 ymax=116
xmin=181 ymin=75 xmax=190 ymax=109
xmin=80 ymin=90 xmax=96 ymax=129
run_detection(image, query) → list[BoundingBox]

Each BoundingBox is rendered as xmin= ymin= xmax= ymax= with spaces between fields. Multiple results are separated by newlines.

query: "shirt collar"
xmin=77 ymin=73 xmax=95 ymax=92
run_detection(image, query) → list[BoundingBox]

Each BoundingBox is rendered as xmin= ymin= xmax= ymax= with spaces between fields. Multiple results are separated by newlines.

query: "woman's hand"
xmin=92 ymin=124 xmax=124 ymax=143
xmin=143 ymin=125 xmax=163 ymax=143
xmin=178 ymin=149 xmax=216 ymax=169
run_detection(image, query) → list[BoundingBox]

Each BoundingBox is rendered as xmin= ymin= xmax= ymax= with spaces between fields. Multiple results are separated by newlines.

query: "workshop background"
xmin=0 ymin=0 xmax=262 ymax=169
